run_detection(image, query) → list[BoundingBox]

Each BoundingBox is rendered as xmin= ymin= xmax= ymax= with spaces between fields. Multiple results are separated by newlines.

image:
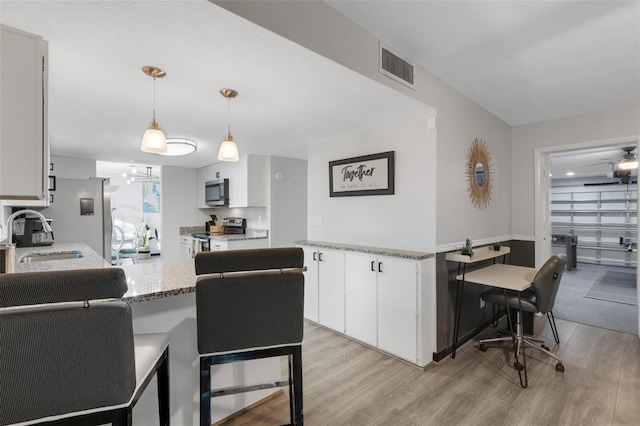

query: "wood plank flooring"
xmin=216 ymin=317 xmax=640 ymax=425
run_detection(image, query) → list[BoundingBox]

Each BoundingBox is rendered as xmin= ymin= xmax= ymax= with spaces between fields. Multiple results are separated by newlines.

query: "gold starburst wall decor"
xmin=466 ymin=138 xmax=493 ymax=209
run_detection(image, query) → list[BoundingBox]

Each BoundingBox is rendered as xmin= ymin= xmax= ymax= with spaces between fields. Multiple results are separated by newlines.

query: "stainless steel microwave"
xmin=205 ymin=178 xmax=229 ymax=207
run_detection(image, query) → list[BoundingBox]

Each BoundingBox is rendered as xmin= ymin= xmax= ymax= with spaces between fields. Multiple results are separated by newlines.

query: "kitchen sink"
xmin=19 ymin=250 xmax=84 ymax=263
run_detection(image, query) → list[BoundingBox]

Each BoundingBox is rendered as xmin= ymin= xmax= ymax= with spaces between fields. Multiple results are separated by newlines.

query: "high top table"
xmin=445 ymin=245 xmax=512 ymax=359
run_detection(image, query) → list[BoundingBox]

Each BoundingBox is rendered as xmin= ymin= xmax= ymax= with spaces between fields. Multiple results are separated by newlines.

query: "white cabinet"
xmin=196 ymin=162 xmax=229 ymax=208
xmin=228 ymin=154 xmax=267 ymax=208
xmin=344 ymin=253 xmax=378 ymax=346
xmin=344 ymin=253 xmax=419 ymax=362
xmin=301 ymin=246 xmax=319 ymax=322
xmin=300 ymin=243 xmax=434 ymax=367
xmin=180 ymin=236 xmax=194 ymax=259
xmin=0 ymin=25 xmax=49 ymax=203
xmin=376 ymin=257 xmax=419 ymax=362
xmin=209 ymin=238 xmax=268 ymax=252
xmin=196 ymin=154 xmax=266 ymax=209
xmin=300 ymin=246 xmax=345 ymax=331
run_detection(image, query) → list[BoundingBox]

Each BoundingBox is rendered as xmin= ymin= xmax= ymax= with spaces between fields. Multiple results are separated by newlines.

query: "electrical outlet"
xmin=313 ymin=215 xmax=323 ymax=227
xmin=480 ymin=299 xmax=485 ymax=309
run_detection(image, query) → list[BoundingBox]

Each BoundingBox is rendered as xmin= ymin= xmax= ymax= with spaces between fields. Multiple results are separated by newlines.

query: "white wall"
xmin=162 ymin=166 xmax=211 ymax=261
xmin=51 ymin=155 xmax=96 ymax=179
xmin=269 ymin=156 xmax=307 ymax=247
xmin=512 ymin=105 xmax=640 ymax=238
xmin=307 ymin=112 xmax=436 ymax=252
xmin=218 ymin=1 xmax=513 ymax=250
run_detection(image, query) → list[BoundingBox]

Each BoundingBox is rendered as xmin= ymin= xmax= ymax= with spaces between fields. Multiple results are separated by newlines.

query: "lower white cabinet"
xmin=344 ymin=253 xmax=378 ymax=346
xmin=344 ymin=253 xmax=419 ymax=363
xmin=179 ymin=236 xmax=194 ymax=259
xmin=301 ymin=246 xmax=319 ymax=322
xmin=300 ymin=244 xmax=433 ymax=366
xmin=376 ymin=256 xmax=419 ymax=362
xmin=301 ymin=246 xmax=345 ymax=332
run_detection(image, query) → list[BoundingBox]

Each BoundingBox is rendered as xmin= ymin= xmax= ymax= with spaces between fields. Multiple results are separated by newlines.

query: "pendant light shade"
xmin=140 ymin=66 xmax=167 ymax=154
xmin=218 ymin=133 xmax=239 ymax=162
xmin=218 ymin=89 xmax=239 ymax=162
xmin=141 ymin=120 xmax=167 ymax=154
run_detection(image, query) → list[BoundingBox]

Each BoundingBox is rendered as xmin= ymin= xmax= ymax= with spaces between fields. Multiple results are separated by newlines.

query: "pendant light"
xmin=218 ymin=88 xmax=239 ymax=162
xmin=140 ymin=66 xmax=168 ymax=154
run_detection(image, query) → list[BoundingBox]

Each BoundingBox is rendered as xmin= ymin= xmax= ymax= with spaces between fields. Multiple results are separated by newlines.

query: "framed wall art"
xmin=329 ymin=151 xmax=395 ymax=197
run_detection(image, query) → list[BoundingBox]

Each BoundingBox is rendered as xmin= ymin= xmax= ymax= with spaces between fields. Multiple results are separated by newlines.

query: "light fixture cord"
xmin=227 ymin=96 xmax=231 ymax=134
xmin=152 ymin=76 xmax=157 ymax=122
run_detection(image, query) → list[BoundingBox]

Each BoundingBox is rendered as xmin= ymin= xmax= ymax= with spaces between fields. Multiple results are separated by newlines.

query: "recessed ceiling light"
xmin=566 ymin=171 xmax=575 ymax=176
xmin=159 ymin=138 xmax=198 ymax=156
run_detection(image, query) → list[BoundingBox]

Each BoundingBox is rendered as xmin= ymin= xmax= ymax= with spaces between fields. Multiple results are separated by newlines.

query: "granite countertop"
xmin=11 ymin=242 xmax=195 ymax=303
xmin=295 ymin=240 xmax=434 ymax=260
xmin=14 ymin=242 xmax=112 ymax=273
xmin=180 ymin=226 xmax=268 ymax=242
xmin=121 ymin=259 xmax=196 ymax=302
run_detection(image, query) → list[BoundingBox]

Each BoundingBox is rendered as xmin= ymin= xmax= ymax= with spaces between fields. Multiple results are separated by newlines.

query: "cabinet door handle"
xmin=319 ymin=252 xmax=323 ymax=262
xmin=313 ymin=252 xmax=317 ymax=261
xmin=378 ymin=262 xmax=383 ymax=273
xmin=371 ymin=261 xmax=375 ymax=272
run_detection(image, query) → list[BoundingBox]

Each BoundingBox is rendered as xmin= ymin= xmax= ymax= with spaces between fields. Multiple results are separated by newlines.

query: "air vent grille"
xmin=379 ymin=42 xmax=415 ymax=89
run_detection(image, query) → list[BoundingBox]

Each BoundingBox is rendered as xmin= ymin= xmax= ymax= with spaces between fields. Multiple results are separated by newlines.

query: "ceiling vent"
xmin=379 ymin=42 xmax=415 ymax=90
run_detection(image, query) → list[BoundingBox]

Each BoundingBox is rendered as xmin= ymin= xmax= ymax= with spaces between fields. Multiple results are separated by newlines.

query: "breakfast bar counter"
xmin=10 ymin=242 xmax=280 ymax=425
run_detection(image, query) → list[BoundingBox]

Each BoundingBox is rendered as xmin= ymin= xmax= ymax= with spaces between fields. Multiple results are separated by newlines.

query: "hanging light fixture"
xmin=218 ymin=88 xmax=239 ymax=162
xmin=140 ymin=66 xmax=168 ymax=154
xmin=123 ymin=166 xmax=160 ymax=184
xmin=618 ymin=147 xmax=638 ymax=170
xmin=160 ymin=138 xmax=198 ymax=156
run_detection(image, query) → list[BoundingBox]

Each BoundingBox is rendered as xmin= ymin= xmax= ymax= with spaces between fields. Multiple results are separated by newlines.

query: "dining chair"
xmin=0 ymin=268 xmax=170 ymax=426
xmin=479 ymin=254 xmax=567 ymax=387
xmin=194 ymin=247 xmax=305 ymax=426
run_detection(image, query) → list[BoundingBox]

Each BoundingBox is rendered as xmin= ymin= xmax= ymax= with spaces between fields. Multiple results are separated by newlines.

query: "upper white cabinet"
xmin=228 ymin=154 xmax=267 ymax=208
xmin=196 ymin=154 xmax=266 ymax=209
xmin=196 ymin=162 xmax=229 ymax=208
xmin=0 ymin=25 xmax=49 ymax=203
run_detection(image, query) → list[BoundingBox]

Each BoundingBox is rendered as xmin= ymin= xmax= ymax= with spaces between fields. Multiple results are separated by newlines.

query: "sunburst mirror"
xmin=466 ymin=138 xmax=493 ymax=209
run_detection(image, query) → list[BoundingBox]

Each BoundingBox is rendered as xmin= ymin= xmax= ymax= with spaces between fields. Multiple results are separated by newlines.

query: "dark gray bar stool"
xmin=0 ymin=268 xmax=170 ymax=426
xmin=195 ymin=248 xmax=305 ymax=426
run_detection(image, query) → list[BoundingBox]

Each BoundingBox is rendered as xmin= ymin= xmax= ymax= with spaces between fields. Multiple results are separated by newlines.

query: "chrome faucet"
xmin=5 ymin=209 xmax=53 ymax=246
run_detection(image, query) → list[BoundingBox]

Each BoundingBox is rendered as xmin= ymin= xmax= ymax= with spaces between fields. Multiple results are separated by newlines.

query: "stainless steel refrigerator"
xmin=41 ymin=177 xmax=112 ymax=260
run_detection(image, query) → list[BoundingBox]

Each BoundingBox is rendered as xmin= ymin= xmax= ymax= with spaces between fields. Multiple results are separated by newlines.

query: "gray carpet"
xmin=584 ymin=271 xmax=637 ymax=306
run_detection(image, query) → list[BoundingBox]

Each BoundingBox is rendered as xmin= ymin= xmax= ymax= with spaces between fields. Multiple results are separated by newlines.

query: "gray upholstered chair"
xmin=479 ymin=254 xmax=567 ymax=386
xmin=195 ymin=248 xmax=305 ymax=426
xmin=0 ymin=268 xmax=169 ymax=426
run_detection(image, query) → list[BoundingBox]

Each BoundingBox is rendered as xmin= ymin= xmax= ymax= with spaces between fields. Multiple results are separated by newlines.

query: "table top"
xmin=456 ymin=263 xmax=537 ymax=291
xmin=445 ymin=245 xmax=510 ymax=263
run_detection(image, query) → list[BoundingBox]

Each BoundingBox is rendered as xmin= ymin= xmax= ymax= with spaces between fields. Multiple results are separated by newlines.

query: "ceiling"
xmin=327 ymin=0 xmax=640 ymax=180
xmin=0 ymin=0 xmax=429 ymax=169
xmin=1 ymin=1 xmax=639 ymax=174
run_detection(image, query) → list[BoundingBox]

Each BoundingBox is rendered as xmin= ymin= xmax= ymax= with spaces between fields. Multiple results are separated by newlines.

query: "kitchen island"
xmin=11 ymin=242 xmax=281 ymax=425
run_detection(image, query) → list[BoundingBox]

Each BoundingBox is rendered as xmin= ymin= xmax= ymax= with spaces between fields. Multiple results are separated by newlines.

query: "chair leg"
xmin=157 ymin=349 xmax=170 ymax=426
xmin=547 ymin=311 xmax=560 ymax=344
xmin=112 ymin=408 xmax=132 ymax=426
xmin=523 ymin=338 xmax=563 ymax=363
xmin=292 ymin=345 xmax=303 ymax=425
xmin=200 ymin=356 xmax=211 ymax=426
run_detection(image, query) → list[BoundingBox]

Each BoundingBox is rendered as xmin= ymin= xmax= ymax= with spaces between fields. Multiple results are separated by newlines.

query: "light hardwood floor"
xmin=218 ymin=317 xmax=640 ymax=425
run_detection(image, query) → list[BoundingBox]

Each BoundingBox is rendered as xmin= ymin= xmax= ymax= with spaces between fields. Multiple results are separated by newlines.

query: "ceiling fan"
xmin=577 ymin=146 xmax=638 ymax=171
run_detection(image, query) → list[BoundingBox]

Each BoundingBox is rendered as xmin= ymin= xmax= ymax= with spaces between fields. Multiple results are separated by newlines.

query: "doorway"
xmin=536 ymin=140 xmax=639 ymax=335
